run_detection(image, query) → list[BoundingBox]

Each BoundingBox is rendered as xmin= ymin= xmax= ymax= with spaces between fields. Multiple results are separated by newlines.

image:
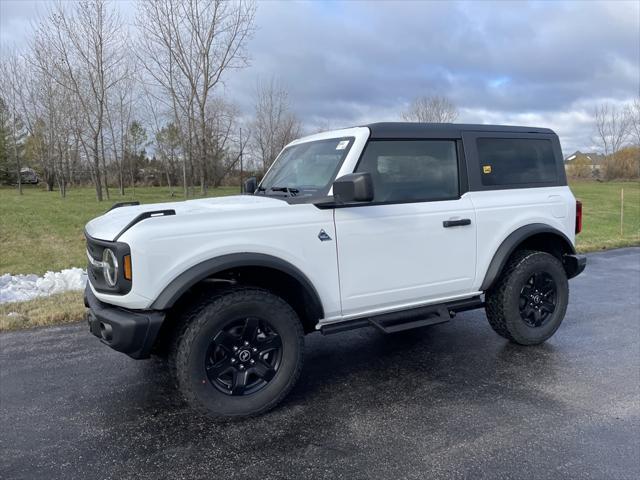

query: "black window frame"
xmin=349 ymin=138 xmax=465 ymax=206
xmin=462 ymin=132 xmax=567 ymax=191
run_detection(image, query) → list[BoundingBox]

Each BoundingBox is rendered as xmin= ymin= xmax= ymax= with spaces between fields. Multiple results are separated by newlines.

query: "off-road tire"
xmin=171 ymin=287 xmax=304 ymax=419
xmin=485 ymin=250 xmax=569 ymax=345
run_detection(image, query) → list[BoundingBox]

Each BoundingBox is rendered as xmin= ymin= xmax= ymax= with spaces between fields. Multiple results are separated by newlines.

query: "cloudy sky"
xmin=1 ymin=0 xmax=638 ymax=155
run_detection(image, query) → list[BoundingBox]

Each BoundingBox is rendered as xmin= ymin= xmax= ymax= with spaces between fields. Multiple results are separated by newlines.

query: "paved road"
xmin=1 ymin=248 xmax=639 ymax=480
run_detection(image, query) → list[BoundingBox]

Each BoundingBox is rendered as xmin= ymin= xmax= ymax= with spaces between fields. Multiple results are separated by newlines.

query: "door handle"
xmin=443 ymin=218 xmax=471 ymax=228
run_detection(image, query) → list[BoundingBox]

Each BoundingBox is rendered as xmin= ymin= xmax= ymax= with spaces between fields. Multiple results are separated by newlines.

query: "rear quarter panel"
xmin=468 ymin=186 xmax=576 ymax=291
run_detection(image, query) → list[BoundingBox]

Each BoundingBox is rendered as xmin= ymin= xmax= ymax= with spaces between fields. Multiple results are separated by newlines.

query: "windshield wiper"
xmin=270 ymin=186 xmax=299 ymax=197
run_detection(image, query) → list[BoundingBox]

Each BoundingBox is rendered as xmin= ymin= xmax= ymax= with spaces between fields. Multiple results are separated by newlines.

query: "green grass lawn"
xmin=569 ymin=180 xmax=639 ymax=252
xmin=0 ymin=185 xmax=239 ymax=275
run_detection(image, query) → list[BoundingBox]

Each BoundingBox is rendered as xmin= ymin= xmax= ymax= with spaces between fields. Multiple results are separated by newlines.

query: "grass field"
xmin=0 ymin=291 xmax=84 ymax=331
xmin=569 ymin=180 xmax=640 ymax=251
xmin=0 ymin=180 xmax=638 ymax=331
xmin=0 ymin=185 xmax=238 ymax=275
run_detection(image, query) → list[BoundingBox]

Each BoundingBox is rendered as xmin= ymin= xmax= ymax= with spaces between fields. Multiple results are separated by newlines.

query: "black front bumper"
xmin=84 ymin=285 xmax=165 ymax=359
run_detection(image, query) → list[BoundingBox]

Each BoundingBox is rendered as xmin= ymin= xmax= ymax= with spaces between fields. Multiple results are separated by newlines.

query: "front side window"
xmin=355 ymin=140 xmax=459 ymax=203
xmin=477 ymin=138 xmax=557 ymax=186
xmin=258 ymin=137 xmax=354 ymax=198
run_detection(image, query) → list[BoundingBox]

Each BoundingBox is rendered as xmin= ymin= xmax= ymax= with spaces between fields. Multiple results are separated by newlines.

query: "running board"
xmin=320 ymin=296 xmax=484 ymax=335
xmin=369 ymin=305 xmax=450 ymax=334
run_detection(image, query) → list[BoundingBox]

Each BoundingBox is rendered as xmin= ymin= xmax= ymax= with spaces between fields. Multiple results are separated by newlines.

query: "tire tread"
xmin=172 ymin=287 xmax=304 ymax=419
xmin=485 ymin=249 xmax=568 ymax=345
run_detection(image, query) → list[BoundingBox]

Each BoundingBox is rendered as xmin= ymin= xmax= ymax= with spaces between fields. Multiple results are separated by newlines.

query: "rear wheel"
xmin=485 ymin=250 xmax=569 ymax=345
xmin=172 ymin=288 xmax=304 ymax=418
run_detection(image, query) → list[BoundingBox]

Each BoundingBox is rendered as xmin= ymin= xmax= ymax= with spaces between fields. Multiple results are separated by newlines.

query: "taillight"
xmin=575 ymin=200 xmax=582 ymax=234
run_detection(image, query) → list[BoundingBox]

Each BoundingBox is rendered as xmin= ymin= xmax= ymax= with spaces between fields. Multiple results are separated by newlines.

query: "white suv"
xmin=84 ymin=123 xmax=586 ymax=418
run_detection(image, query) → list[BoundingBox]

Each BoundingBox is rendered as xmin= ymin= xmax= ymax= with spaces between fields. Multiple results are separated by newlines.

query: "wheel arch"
xmin=151 ymin=253 xmax=324 ymax=333
xmin=481 ymin=223 xmax=576 ymax=291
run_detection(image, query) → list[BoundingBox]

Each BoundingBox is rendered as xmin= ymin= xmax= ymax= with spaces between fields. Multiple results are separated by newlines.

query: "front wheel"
xmin=485 ymin=250 xmax=569 ymax=345
xmin=172 ymin=288 xmax=304 ymax=418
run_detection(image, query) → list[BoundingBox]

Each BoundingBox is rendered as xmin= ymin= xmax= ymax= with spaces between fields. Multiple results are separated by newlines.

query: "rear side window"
xmin=477 ymin=138 xmax=557 ymax=186
xmin=356 ymin=140 xmax=458 ymax=203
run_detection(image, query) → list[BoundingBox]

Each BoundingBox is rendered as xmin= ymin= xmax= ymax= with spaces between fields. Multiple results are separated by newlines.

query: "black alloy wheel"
xmin=485 ymin=250 xmax=569 ymax=346
xmin=519 ymin=272 xmax=557 ymax=328
xmin=205 ymin=317 xmax=283 ymax=396
xmin=172 ymin=288 xmax=304 ymax=418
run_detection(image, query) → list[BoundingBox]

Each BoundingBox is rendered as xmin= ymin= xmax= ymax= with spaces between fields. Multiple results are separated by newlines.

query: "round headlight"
xmin=102 ymin=248 xmax=118 ymax=287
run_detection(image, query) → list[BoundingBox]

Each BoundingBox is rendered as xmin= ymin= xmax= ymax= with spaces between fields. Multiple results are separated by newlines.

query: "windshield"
xmin=258 ymin=137 xmax=355 ymax=198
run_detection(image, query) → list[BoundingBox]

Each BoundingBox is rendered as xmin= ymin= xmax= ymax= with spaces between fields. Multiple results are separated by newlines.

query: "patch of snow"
xmin=0 ymin=268 xmax=87 ymax=304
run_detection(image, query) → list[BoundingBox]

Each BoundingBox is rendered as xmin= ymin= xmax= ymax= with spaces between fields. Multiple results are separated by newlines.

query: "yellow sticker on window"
xmin=483 ymin=165 xmax=492 ymax=174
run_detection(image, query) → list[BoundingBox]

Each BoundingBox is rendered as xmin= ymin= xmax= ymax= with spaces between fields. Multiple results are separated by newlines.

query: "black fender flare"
xmin=150 ymin=253 xmax=324 ymax=318
xmin=480 ymin=223 xmax=576 ymax=291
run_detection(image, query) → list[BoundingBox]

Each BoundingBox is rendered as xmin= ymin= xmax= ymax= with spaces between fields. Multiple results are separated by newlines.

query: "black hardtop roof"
xmin=363 ymin=122 xmax=555 ymax=139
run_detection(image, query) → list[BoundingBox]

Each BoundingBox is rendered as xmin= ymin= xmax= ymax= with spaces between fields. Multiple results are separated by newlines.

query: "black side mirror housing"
xmin=243 ymin=176 xmax=257 ymax=194
xmin=332 ymin=172 xmax=374 ymax=203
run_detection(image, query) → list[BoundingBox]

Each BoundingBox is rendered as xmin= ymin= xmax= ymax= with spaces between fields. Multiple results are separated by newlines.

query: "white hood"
xmin=85 ymin=195 xmax=287 ymax=241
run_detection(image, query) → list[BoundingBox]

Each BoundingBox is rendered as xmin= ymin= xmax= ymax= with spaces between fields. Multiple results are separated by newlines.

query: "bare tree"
xmin=137 ymin=0 xmax=256 ymax=194
xmin=626 ymin=98 xmax=640 ymax=147
xmin=252 ymin=78 xmax=302 ymax=172
xmin=127 ymin=120 xmax=147 ymax=195
xmin=36 ymin=0 xmax=128 ymax=201
xmin=207 ymin=97 xmax=246 ymax=186
xmin=105 ymin=60 xmax=136 ymax=196
xmin=155 ymin=123 xmax=182 ymax=196
xmin=402 ymin=95 xmax=458 ymax=123
xmin=593 ymin=103 xmax=634 ymax=179
xmin=24 ymin=33 xmax=75 ymax=195
xmin=0 ymin=54 xmax=27 ymax=194
xmin=594 ymin=103 xmax=630 ymax=156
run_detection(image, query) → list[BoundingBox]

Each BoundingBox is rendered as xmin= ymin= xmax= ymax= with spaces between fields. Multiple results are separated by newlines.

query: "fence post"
xmin=620 ymin=188 xmax=624 ymax=236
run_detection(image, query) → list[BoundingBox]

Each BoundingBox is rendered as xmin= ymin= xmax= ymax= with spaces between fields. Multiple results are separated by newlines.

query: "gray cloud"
xmin=225 ymin=0 xmax=639 ymax=153
xmin=2 ymin=0 xmax=638 ymax=154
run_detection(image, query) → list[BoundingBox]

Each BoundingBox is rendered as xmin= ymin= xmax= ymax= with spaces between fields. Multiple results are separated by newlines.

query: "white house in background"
xmin=564 ymin=151 xmax=605 ymax=177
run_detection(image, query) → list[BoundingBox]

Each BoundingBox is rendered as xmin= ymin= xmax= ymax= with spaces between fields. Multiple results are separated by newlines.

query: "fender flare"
xmin=150 ymin=253 xmax=324 ymax=317
xmin=480 ymin=223 xmax=576 ymax=291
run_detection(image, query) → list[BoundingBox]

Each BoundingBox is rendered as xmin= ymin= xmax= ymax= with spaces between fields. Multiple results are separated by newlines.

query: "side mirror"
xmin=332 ymin=172 xmax=374 ymax=203
xmin=243 ymin=176 xmax=257 ymax=194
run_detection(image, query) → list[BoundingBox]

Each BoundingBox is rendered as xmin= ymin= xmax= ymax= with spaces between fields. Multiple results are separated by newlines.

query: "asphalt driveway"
xmin=1 ymin=247 xmax=639 ymax=480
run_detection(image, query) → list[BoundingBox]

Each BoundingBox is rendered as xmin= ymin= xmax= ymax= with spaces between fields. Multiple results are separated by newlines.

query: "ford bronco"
xmin=85 ymin=123 xmax=586 ymax=418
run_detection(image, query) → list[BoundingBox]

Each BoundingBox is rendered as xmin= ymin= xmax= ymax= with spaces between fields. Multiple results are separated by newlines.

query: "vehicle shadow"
xmin=96 ymin=313 xmax=567 ymax=455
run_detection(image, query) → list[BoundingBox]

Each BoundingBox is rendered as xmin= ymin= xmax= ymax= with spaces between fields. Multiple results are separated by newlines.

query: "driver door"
xmin=334 ymin=139 xmax=476 ymax=318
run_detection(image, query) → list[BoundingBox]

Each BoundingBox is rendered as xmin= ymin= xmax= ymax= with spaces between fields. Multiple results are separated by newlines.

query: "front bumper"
xmin=84 ymin=285 xmax=165 ymax=359
xmin=564 ymin=254 xmax=587 ymax=279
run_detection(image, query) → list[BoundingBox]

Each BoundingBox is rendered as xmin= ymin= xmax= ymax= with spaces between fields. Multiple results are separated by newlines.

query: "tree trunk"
xmin=200 ymin=107 xmax=208 ymax=195
xmin=100 ymin=130 xmax=110 ymax=200
xmin=14 ymin=140 xmax=22 ymax=195
xmin=93 ymin=135 xmax=103 ymax=201
xmin=183 ymin=158 xmax=188 ymax=198
xmin=46 ymin=171 xmax=54 ymax=192
xmin=130 ymin=152 xmax=136 ymax=196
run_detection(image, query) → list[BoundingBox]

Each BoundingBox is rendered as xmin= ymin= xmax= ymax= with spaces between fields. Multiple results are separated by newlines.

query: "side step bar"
xmin=370 ymin=305 xmax=450 ymax=334
xmin=320 ymin=296 xmax=484 ymax=335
